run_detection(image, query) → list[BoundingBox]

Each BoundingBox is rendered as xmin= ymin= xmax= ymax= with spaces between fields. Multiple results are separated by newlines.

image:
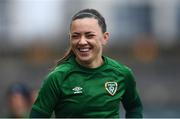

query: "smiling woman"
xmin=29 ymin=8 xmax=143 ymax=118
xmin=70 ymin=18 xmax=109 ymax=68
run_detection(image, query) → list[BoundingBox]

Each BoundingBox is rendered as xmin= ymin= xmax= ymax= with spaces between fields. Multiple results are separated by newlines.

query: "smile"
xmin=78 ymin=48 xmax=91 ymax=52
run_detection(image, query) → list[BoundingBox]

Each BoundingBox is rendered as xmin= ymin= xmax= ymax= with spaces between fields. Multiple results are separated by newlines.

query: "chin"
xmin=76 ymin=55 xmax=92 ymax=64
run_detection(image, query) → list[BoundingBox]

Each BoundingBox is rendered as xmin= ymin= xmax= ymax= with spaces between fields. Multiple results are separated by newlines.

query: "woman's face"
xmin=70 ymin=18 xmax=109 ymax=66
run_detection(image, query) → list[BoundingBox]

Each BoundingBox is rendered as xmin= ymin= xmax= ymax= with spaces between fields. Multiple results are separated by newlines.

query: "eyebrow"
xmin=72 ymin=31 xmax=95 ymax=35
xmin=85 ymin=32 xmax=95 ymax=35
xmin=71 ymin=32 xmax=80 ymax=35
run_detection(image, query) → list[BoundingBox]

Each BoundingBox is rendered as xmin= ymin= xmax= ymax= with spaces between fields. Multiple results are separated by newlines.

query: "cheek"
xmin=70 ymin=41 xmax=78 ymax=54
xmin=94 ymin=39 xmax=103 ymax=48
xmin=99 ymin=37 xmax=105 ymax=45
xmin=70 ymin=40 xmax=77 ymax=47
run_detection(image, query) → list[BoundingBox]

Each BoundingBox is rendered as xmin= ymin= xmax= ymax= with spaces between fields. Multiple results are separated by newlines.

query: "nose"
xmin=78 ymin=36 xmax=88 ymax=45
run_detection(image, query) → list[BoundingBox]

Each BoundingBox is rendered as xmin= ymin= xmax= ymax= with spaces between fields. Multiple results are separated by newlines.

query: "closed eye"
xmin=86 ymin=34 xmax=95 ymax=39
xmin=71 ymin=35 xmax=80 ymax=39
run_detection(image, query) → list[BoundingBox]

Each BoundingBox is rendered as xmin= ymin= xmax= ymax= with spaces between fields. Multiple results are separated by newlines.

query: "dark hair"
xmin=72 ymin=9 xmax=107 ymax=33
xmin=56 ymin=8 xmax=107 ymax=66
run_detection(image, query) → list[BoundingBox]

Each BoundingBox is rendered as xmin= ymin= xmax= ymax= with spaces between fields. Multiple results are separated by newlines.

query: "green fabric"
xmin=29 ymin=108 xmax=49 ymax=118
xmin=31 ymin=55 xmax=143 ymax=118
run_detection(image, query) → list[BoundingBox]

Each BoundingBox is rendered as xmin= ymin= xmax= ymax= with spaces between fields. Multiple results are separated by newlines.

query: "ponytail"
xmin=56 ymin=47 xmax=74 ymax=67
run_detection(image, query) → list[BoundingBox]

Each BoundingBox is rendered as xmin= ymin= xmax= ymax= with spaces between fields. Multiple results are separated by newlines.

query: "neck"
xmin=76 ymin=57 xmax=104 ymax=68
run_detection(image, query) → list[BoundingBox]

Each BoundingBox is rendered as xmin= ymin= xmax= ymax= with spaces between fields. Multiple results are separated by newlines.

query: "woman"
xmin=30 ymin=8 xmax=143 ymax=118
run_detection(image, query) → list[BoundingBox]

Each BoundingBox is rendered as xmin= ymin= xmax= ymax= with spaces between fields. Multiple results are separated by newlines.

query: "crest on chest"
xmin=105 ymin=81 xmax=118 ymax=96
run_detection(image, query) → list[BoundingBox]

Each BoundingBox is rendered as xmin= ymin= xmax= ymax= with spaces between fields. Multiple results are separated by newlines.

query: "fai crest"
xmin=105 ymin=82 xmax=118 ymax=96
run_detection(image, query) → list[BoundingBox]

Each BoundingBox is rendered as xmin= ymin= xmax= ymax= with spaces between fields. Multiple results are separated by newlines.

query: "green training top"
xmin=31 ymin=55 xmax=143 ymax=118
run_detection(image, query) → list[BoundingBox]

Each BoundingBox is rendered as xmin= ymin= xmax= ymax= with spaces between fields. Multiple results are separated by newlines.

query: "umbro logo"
xmin=72 ymin=86 xmax=83 ymax=94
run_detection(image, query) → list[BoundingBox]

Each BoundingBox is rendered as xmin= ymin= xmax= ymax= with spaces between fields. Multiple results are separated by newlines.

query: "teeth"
xmin=79 ymin=48 xmax=89 ymax=52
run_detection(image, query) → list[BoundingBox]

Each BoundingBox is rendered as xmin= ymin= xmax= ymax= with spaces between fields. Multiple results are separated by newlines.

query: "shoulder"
xmin=105 ymin=56 xmax=136 ymax=86
xmin=41 ymin=60 xmax=74 ymax=91
xmin=105 ymin=56 xmax=132 ymax=72
xmin=105 ymin=56 xmax=133 ymax=77
xmin=46 ymin=56 xmax=75 ymax=80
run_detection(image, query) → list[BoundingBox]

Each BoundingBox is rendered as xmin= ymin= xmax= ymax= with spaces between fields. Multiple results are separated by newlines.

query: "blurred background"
xmin=0 ymin=0 xmax=180 ymax=117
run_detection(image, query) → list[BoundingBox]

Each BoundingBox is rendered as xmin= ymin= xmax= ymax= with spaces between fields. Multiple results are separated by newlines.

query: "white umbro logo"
xmin=72 ymin=86 xmax=83 ymax=94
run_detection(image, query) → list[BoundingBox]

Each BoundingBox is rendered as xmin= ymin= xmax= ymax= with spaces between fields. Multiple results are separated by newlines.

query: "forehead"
xmin=70 ymin=18 xmax=101 ymax=33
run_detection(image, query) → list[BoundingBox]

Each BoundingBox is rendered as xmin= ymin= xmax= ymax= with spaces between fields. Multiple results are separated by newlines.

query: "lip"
xmin=77 ymin=47 xmax=92 ymax=56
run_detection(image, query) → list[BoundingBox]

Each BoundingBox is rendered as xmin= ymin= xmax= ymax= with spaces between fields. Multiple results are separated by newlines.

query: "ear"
xmin=102 ymin=32 xmax=109 ymax=45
